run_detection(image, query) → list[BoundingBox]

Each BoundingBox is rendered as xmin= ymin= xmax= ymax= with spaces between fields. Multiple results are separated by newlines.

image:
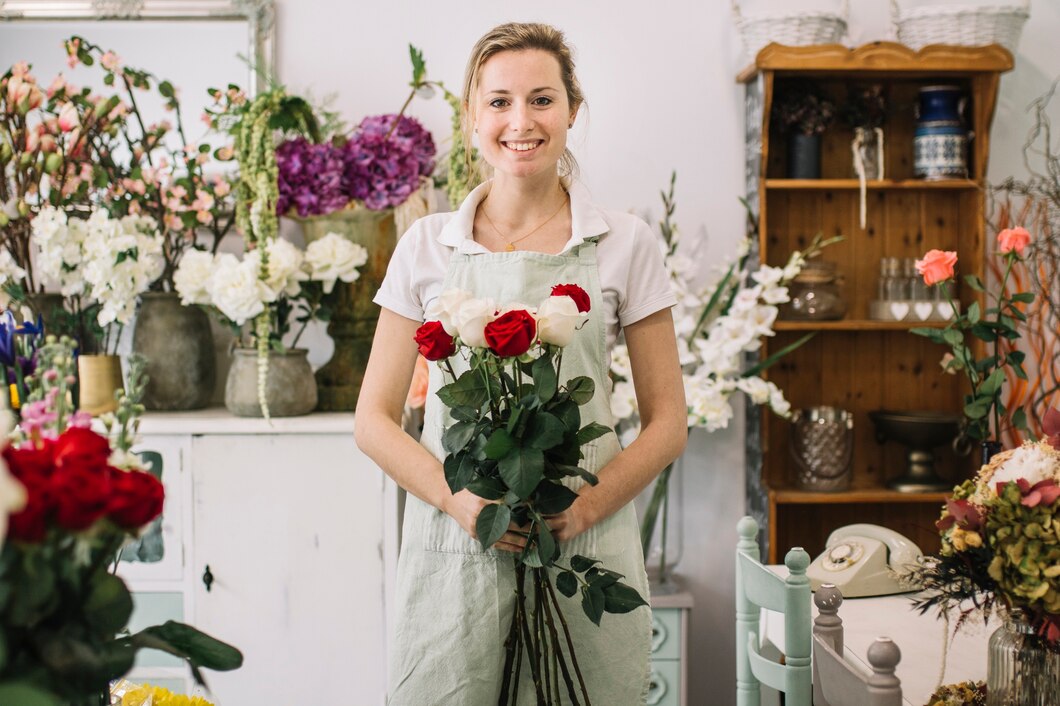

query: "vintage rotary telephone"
xmin=806 ymin=524 xmax=923 ymax=598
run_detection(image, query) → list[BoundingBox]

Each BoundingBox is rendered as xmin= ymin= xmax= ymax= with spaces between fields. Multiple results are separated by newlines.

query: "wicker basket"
xmin=732 ymin=0 xmax=849 ymax=60
xmin=891 ymin=0 xmax=1029 ymax=53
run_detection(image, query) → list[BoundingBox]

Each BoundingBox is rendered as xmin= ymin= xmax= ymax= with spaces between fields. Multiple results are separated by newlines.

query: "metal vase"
xmin=224 ymin=348 xmax=317 ymax=418
xmin=77 ymin=354 xmax=123 ymax=415
xmin=132 ymin=292 xmax=216 ymax=410
xmin=789 ymin=406 xmax=854 ymax=491
xmin=787 ymin=132 xmax=822 ymax=179
xmin=297 ymin=208 xmax=397 ymax=411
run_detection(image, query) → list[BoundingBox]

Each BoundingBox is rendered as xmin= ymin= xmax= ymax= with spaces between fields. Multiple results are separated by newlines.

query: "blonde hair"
xmin=461 ymin=22 xmax=584 ymax=182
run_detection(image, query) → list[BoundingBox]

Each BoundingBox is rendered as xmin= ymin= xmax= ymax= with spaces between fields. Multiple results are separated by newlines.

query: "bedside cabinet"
xmin=649 ymin=587 xmax=692 ymax=706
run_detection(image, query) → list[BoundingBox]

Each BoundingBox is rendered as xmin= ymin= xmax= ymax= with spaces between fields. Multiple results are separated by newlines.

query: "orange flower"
xmin=915 ymin=249 xmax=957 ymax=286
xmin=997 ymin=226 xmax=1031 ymax=255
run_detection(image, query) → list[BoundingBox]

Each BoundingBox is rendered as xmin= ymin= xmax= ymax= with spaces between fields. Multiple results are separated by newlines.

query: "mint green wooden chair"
xmin=735 ymin=516 xmax=812 ymax=706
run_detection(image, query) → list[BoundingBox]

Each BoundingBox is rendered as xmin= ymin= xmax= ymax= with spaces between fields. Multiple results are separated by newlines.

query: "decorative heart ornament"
xmin=937 ymin=302 xmax=951 ymax=319
xmin=889 ymin=302 xmax=910 ymax=320
xmin=914 ymin=302 xmax=934 ymax=321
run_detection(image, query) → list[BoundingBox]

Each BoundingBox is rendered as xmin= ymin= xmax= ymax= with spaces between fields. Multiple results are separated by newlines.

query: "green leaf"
xmin=533 ymin=482 xmax=579 ymax=515
xmin=966 ymin=301 xmax=981 ymax=325
xmin=551 ymin=399 xmax=581 ymax=433
xmin=131 ymin=620 xmax=243 ymax=671
xmin=158 ymin=80 xmax=174 ymax=98
xmin=979 ymin=368 xmax=1006 ymax=397
xmin=556 ymin=571 xmax=578 ymax=598
xmin=443 ymin=452 xmax=475 ymax=494
xmin=466 ymin=476 xmax=507 ymax=500
xmin=103 ymin=72 xmax=114 ymax=86
xmin=970 ymin=323 xmax=998 ymax=343
xmin=449 ymin=405 xmax=479 ymax=423
xmin=532 ymin=354 xmax=558 ymax=403
xmin=527 ymin=411 xmax=565 ymax=450
xmin=963 ymin=274 xmax=986 ymax=292
xmin=409 ymin=44 xmax=427 ymax=85
xmin=484 ymin=428 xmax=516 ymax=460
xmin=603 ymin=582 xmax=649 ymax=614
xmin=442 ymin=421 xmax=477 ymax=455
xmin=499 ymin=447 xmax=544 ymax=500
xmin=1012 ymin=407 xmax=1029 ymax=432
xmin=974 ymin=355 xmax=999 ymax=373
xmin=0 ymin=684 xmax=62 ymax=706
xmin=942 ymin=329 xmax=964 ymax=347
xmin=535 ymin=519 xmax=558 ymax=565
xmin=963 ymin=398 xmax=991 ymax=420
xmin=586 ymin=567 xmax=621 ymax=590
xmin=84 ymin=573 xmax=133 ymax=635
xmin=1011 ymin=292 xmax=1035 ymax=303
xmin=576 ymin=422 xmax=613 ymax=446
xmin=570 ymin=555 xmax=601 ymax=573
xmin=581 ymin=584 xmax=605 ymax=626
xmin=566 ymin=376 xmax=595 ymax=405
xmin=475 ymin=503 xmax=511 ymax=549
xmin=909 ymin=327 xmax=945 ymax=343
xmin=744 ymin=332 xmax=814 ymax=377
xmin=437 ymin=371 xmax=490 ymax=409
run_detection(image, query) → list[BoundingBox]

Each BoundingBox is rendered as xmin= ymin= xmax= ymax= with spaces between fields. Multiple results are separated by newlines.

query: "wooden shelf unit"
xmin=741 ymin=42 xmax=1013 ymax=563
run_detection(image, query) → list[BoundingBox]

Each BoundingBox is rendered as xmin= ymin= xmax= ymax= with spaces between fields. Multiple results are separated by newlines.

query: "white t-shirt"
xmin=373 ymin=181 xmax=676 ymax=350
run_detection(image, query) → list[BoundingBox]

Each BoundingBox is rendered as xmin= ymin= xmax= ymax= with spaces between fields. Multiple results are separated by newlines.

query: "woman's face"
xmin=472 ymin=49 xmax=575 ymax=182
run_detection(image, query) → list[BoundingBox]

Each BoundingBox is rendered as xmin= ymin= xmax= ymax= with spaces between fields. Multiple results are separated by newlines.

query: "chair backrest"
xmin=811 ymin=583 xmax=903 ymax=706
xmin=735 ymin=515 xmax=812 ymax=706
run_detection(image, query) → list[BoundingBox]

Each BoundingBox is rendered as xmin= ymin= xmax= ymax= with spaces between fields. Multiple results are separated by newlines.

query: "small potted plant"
xmin=772 ymin=81 xmax=836 ymax=179
xmin=840 ymin=83 xmax=887 ymax=180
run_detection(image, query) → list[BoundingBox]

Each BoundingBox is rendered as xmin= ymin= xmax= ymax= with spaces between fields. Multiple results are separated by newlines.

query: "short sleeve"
xmin=373 ymin=222 xmax=426 ymax=322
xmin=618 ymin=218 xmax=676 ymax=327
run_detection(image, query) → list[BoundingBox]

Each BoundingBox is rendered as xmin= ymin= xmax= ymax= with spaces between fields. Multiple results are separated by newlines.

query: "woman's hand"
xmin=443 ymin=489 xmax=530 ymax=553
xmin=544 ymin=497 xmax=593 ymax=543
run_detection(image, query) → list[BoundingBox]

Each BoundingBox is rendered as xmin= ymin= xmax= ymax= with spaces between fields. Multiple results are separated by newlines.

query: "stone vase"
xmin=132 ymin=292 xmax=216 ymax=410
xmin=224 ymin=348 xmax=317 ymax=418
xmin=78 ymin=354 xmax=123 ymax=415
xmin=297 ymin=208 xmax=397 ymax=411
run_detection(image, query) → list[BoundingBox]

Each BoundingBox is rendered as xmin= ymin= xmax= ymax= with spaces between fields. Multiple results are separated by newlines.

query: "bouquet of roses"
xmin=913 ymin=414 xmax=1060 ymax=644
xmin=414 ymin=283 xmax=647 ymax=706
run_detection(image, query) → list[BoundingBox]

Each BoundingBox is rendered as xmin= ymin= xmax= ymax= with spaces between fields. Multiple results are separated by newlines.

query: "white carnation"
xmin=304 ymin=232 xmax=369 ymax=295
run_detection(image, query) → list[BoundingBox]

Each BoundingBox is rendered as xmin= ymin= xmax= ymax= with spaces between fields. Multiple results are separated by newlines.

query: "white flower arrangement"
xmin=28 ymin=205 xmax=165 ymax=353
xmin=174 ymin=231 xmax=369 ymax=346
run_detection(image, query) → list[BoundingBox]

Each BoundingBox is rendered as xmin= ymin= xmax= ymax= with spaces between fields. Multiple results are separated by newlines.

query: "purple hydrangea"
xmin=276 ymin=137 xmax=350 ymax=217
xmin=344 ymin=114 xmax=436 ymax=211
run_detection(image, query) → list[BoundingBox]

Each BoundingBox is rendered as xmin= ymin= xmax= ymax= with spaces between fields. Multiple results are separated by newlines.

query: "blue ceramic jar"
xmin=914 ymin=85 xmax=968 ymax=179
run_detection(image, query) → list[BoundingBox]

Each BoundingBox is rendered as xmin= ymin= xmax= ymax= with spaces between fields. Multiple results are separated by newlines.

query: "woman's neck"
xmin=483 ymin=173 xmax=567 ymax=229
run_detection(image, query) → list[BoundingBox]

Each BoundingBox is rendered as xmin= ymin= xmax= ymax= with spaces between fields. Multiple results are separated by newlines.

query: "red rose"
xmin=3 ymin=439 xmax=56 ymax=481
xmin=108 ymin=468 xmax=165 ymax=529
xmin=51 ymin=462 xmax=111 ymax=531
xmin=551 ymin=284 xmax=591 ymax=313
xmin=413 ymin=320 xmax=456 ymax=361
xmin=7 ymin=473 xmax=53 ymax=543
xmin=484 ymin=310 xmax=536 ymax=357
xmin=53 ymin=427 xmax=111 ymax=473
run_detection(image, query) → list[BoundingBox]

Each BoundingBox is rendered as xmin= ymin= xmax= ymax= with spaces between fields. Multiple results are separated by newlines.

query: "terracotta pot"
xmin=78 ymin=354 xmax=123 ymax=415
xmin=224 ymin=348 xmax=317 ymax=418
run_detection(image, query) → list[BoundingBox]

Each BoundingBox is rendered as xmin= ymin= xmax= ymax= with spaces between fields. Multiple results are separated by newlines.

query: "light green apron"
xmin=388 ymin=241 xmax=652 ymax=705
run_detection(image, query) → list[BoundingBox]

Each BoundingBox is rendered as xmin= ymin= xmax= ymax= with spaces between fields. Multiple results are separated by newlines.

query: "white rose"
xmin=455 ymin=297 xmax=497 ymax=348
xmin=304 ymin=232 xmax=369 ymax=295
xmin=206 ymin=253 xmax=276 ymax=325
xmin=174 ymin=250 xmax=216 ymax=305
xmin=426 ymin=288 xmax=473 ymax=336
xmin=263 ymin=238 xmax=307 ymax=298
xmin=536 ymin=295 xmax=583 ymax=347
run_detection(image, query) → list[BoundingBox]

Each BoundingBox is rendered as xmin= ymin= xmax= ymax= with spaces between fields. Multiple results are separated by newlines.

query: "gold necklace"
xmin=480 ymin=190 xmax=570 ymax=251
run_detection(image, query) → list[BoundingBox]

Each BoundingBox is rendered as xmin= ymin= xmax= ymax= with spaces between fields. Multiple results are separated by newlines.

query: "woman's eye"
xmin=489 ymin=98 xmax=509 ymax=108
xmin=532 ymin=96 xmax=554 ymax=106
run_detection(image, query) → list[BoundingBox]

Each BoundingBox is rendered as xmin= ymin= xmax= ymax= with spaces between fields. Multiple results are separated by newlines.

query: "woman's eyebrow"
xmin=484 ymin=86 xmax=561 ymax=95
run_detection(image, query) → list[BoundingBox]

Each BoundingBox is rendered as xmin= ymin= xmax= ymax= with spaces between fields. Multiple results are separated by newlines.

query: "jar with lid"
xmin=783 ymin=260 xmax=847 ymax=320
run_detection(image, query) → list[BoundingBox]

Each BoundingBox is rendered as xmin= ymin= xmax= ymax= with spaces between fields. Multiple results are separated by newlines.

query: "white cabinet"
xmin=122 ymin=410 xmax=388 ymax=705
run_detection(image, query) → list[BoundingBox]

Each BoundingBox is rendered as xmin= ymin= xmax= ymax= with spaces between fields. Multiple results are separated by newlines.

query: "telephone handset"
xmin=806 ymin=524 xmax=923 ymax=598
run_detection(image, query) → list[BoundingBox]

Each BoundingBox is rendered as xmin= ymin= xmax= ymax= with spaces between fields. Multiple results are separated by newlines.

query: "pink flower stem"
xmin=992 ymin=255 xmax=1016 ymax=440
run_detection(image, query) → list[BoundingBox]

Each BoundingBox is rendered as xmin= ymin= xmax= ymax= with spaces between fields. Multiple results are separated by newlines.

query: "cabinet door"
xmin=190 ymin=433 xmax=387 ymax=705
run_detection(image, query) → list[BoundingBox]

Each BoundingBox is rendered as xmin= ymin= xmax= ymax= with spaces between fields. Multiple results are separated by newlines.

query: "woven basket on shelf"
xmin=891 ymin=0 xmax=1029 ymax=53
xmin=732 ymin=0 xmax=849 ymax=60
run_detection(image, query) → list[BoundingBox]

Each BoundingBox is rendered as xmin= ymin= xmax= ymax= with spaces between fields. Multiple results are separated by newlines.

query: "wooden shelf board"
xmin=774 ymin=320 xmax=947 ymax=331
xmin=764 ymin=178 xmax=979 ymax=191
xmin=770 ymin=488 xmax=949 ymax=505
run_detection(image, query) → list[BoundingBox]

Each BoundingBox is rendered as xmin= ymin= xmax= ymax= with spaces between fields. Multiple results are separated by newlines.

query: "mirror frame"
xmin=0 ymin=0 xmax=275 ymax=93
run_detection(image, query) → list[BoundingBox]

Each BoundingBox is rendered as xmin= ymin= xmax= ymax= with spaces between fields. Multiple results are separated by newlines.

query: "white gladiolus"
xmin=304 ymin=232 xmax=369 ymax=295
xmin=455 ymin=297 xmax=497 ymax=348
xmin=535 ymin=295 xmax=583 ymax=346
xmin=735 ymin=376 xmax=771 ymax=405
xmin=206 ymin=253 xmax=276 ymax=325
xmin=426 ymin=288 xmax=473 ymax=336
xmin=174 ymin=250 xmax=216 ymax=306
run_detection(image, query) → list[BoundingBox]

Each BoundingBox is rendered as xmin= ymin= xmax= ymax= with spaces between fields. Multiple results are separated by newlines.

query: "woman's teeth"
xmin=505 ymin=141 xmax=540 ymax=152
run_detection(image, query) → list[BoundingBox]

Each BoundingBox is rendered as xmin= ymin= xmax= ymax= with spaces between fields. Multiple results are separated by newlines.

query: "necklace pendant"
xmin=505 ymin=243 xmax=515 ymax=252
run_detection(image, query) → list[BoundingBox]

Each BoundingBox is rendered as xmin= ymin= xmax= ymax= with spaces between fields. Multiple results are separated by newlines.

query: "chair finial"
xmin=867 ymin=636 xmax=902 ymax=673
xmin=737 ymin=515 xmax=758 ymax=540
xmin=785 ymin=546 xmax=811 ymax=575
xmin=814 ymin=583 xmax=844 ymax=613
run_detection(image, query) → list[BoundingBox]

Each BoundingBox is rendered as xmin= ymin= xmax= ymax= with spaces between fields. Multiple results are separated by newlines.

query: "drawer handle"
xmin=651 ymin=617 xmax=668 ymax=653
xmin=202 ymin=564 xmax=214 ymax=592
xmin=646 ymin=668 xmax=668 ymax=705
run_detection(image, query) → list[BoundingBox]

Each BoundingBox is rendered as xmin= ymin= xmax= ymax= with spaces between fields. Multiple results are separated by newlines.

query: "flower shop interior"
xmin=3 ymin=0 xmax=1060 ymax=704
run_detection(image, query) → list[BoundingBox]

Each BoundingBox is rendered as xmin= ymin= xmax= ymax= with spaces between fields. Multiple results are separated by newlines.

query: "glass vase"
xmin=987 ymin=616 xmax=1060 ymax=706
xmin=635 ymin=455 xmax=684 ymax=593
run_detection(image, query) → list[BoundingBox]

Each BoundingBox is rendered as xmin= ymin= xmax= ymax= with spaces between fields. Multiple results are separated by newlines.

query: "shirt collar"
xmin=437 ymin=180 xmax=610 ymax=254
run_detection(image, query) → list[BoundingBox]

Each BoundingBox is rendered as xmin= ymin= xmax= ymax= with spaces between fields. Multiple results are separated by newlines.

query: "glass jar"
xmin=987 ymin=615 xmax=1060 ymax=706
xmin=784 ymin=260 xmax=846 ymax=320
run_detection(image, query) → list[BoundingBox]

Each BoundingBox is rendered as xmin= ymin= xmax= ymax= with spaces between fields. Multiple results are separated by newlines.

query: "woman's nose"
xmin=508 ymin=102 xmax=534 ymax=132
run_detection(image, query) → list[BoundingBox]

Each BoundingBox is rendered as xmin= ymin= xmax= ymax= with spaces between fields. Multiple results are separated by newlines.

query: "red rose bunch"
xmin=414 ymin=320 xmax=456 ymax=361
xmin=484 ymin=310 xmax=537 ymax=357
xmin=550 ymin=283 xmax=591 ymax=313
xmin=2 ymin=427 xmax=164 ymax=542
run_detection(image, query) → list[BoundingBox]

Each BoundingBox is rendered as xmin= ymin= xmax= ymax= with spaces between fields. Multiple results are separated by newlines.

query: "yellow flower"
xmin=8 ymin=383 xmax=18 ymax=409
xmin=122 ymin=685 xmax=215 ymax=706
